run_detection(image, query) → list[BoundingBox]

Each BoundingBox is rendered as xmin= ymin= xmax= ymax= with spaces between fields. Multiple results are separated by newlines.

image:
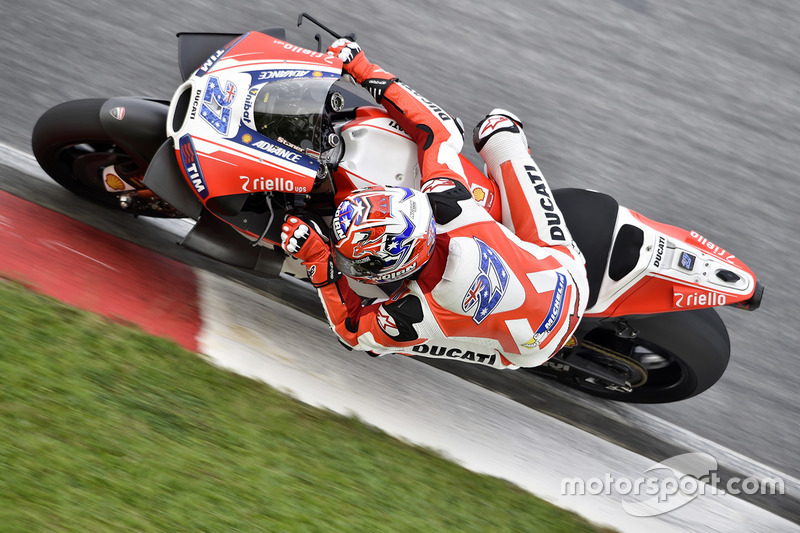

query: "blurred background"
xmin=2 ymin=0 xmax=798 ymax=487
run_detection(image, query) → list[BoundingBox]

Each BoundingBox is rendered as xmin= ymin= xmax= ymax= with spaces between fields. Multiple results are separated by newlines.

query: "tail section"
xmin=583 ymin=206 xmax=762 ymax=317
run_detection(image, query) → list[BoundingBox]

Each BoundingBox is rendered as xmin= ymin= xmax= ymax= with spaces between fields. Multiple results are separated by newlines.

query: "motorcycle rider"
xmin=281 ymin=39 xmax=588 ymax=369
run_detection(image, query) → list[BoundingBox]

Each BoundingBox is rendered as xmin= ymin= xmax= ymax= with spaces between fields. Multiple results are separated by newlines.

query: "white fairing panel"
xmin=337 ymin=113 xmax=421 ymax=189
xmin=586 ymin=207 xmax=656 ymax=314
xmin=586 ymin=207 xmax=756 ymax=315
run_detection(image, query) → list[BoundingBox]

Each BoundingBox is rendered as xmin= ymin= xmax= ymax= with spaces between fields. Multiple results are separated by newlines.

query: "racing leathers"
xmin=285 ymin=41 xmax=588 ymax=369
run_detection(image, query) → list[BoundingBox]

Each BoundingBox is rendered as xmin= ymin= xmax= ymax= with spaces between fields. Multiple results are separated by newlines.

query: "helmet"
xmin=331 ymin=186 xmax=436 ymax=284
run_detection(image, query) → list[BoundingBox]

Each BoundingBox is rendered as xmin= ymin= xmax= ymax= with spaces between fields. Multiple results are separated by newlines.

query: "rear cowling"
xmin=553 ymin=189 xmax=762 ymax=317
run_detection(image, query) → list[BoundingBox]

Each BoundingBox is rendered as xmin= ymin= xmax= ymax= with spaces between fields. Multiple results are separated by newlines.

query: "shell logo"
xmin=242 ymin=134 xmax=252 ymax=143
xmin=471 ymin=186 xmax=487 ymax=203
xmin=105 ymin=173 xmax=126 ymax=191
xmin=313 ymin=71 xmax=322 ymax=77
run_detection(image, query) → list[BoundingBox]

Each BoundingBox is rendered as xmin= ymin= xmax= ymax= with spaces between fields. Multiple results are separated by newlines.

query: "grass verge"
xmin=0 ymin=280 xmax=610 ymax=532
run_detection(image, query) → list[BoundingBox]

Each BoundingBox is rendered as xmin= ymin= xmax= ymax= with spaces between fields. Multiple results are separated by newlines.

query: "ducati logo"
xmin=109 ymin=107 xmax=126 ymax=120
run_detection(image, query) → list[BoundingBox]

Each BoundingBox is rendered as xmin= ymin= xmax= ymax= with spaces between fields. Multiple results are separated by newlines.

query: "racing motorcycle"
xmin=31 ymin=14 xmax=763 ymax=403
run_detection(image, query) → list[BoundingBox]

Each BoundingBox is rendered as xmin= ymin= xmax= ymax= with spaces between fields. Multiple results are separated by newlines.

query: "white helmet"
xmin=330 ymin=186 xmax=436 ymax=284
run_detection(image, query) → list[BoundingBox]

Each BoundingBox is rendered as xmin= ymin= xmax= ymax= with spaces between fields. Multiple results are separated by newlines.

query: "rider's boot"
xmin=472 ymin=108 xmax=528 ymax=160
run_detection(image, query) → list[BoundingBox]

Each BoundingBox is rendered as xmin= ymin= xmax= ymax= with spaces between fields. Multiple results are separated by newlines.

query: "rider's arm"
xmin=280 ymin=215 xmax=426 ymax=353
xmin=330 ymin=40 xmax=469 ymax=189
xmin=317 ymin=280 xmax=427 ymax=353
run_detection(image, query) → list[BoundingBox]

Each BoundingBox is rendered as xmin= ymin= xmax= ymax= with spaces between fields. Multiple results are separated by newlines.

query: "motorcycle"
xmin=31 ymin=14 xmax=763 ymax=403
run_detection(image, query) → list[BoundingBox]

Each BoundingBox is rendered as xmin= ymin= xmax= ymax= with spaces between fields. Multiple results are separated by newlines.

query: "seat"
xmin=552 ymin=188 xmax=619 ymax=309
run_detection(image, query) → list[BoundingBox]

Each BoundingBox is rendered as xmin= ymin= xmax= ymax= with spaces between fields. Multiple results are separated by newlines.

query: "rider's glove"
xmin=281 ymin=216 xmax=341 ymax=287
xmin=327 ymin=38 xmax=363 ymax=64
xmin=327 ymin=39 xmax=396 ymax=102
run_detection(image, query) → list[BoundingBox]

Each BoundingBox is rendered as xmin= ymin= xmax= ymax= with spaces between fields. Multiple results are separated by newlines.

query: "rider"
xmin=281 ymin=39 xmax=588 ymax=369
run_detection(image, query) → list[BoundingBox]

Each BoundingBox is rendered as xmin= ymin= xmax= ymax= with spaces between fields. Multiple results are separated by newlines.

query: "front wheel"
xmin=31 ymin=99 xmax=179 ymax=217
xmin=533 ymin=308 xmax=731 ymax=403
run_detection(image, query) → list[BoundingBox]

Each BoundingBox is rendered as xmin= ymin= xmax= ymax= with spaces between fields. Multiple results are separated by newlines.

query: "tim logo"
xmin=462 ymin=238 xmax=509 ymax=324
xmin=178 ymin=135 xmax=209 ymax=199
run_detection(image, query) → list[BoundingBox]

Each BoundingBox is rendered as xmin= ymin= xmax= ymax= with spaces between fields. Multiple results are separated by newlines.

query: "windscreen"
xmin=252 ymin=77 xmax=335 ymax=153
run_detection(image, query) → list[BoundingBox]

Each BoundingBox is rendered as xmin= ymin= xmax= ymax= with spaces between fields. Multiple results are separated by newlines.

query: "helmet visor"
xmin=332 ymin=248 xmax=386 ymax=281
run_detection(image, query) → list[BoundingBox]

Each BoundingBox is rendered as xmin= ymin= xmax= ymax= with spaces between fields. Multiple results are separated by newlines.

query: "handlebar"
xmin=297 ymin=13 xmax=356 ymax=51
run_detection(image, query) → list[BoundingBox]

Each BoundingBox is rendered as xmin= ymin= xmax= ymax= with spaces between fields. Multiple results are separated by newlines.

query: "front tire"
xmin=31 ymin=99 xmax=176 ymax=217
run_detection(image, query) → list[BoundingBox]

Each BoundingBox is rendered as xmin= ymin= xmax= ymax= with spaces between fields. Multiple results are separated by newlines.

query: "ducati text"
xmin=411 ymin=344 xmax=496 ymax=365
xmin=654 ymin=236 xmax=666 ymax=268
xmin=525 ymin=165 xmax=566 ymax=241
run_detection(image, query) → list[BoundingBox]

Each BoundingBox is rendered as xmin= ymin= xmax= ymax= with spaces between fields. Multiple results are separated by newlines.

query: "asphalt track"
xmin=2 ymin=0 xmax=799 ymax=525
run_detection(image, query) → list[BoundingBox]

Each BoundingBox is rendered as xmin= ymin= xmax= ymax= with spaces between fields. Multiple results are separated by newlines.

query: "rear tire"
xmin=542 ymin=308 xmax=730 ymax=403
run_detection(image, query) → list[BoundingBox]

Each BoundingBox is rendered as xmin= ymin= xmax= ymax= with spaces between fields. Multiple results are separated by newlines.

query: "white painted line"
xmin=0 ymin=141 xmax=50 ymax=180
xmin=39 ymin=240 xmax=119 ymax=272
xmin=196 ymin=271 xmax=799 ymax=533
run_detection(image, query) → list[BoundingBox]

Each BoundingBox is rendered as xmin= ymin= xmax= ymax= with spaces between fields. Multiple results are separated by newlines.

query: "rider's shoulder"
xmin=421 ymin=178 xmax=473 ymax=225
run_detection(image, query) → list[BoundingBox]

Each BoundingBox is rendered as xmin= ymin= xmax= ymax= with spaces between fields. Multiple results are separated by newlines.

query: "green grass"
xmin=0 ymin=280 xmax=609 ymax=532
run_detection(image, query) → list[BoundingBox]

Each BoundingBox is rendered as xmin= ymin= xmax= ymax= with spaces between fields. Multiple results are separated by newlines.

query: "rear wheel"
xmin=31 ymin=99 xmax=178 ymax=217
xmin=533 ymin=308 xmax=730 ymax=403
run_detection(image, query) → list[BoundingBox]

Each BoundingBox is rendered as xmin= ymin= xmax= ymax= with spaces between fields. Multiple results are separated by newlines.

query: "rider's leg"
xmin=473 ymin=109 xmax=583 ymax=265
xmin=474 ymin=110 xmax=589 ymax=364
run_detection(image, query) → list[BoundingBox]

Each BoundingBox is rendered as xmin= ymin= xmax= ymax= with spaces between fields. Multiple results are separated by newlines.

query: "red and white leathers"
xmin=310 ymin=44 xmax=589 ymax=369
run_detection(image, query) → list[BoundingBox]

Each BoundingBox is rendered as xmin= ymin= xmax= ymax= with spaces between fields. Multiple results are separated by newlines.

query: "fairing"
xmin=167 ymin=31 xmax=343 ymax=221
